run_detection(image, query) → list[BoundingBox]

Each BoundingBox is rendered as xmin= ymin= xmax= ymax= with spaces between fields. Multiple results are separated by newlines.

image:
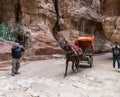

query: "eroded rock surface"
xmin=100 ymin=0 xmax=120 ymax=45
xmin=0 ymin=0 xmax=112 ymax=61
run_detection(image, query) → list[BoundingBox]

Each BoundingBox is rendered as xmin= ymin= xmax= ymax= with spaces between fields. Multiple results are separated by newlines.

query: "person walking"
xmin=11 ymin=43 xmax=25 ymax=76
xmin=112 ymin=44 xmax=120 ymax=72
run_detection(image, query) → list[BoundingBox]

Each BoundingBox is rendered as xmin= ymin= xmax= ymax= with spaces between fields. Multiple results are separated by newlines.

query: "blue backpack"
xmin=12 ymin=46 xmax=21 ymax=58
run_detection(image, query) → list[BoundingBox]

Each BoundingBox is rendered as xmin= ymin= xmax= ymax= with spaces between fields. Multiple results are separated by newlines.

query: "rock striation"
xmin=100 ymin=0 xmax=120 ymax=45
xmin=0 ymin=0 xmax=112 ymax=61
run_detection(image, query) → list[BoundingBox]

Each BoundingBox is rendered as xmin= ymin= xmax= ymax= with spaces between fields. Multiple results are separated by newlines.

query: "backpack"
xmin=113 ymin=47 xmax=120 ymax=55
xmin=12 ymin=46 xmax=21 ymax=58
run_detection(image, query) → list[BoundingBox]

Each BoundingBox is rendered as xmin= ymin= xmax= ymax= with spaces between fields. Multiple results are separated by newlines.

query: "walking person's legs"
xmin=113 ymin=56 xmax=116 ymax=69
xmin=15 ymin=59 xmax=20 ymax=74
xmin=11 ymin=58 xmax=17 ymax=76
xmin=117 ymin=58 xmax=120 ymax=72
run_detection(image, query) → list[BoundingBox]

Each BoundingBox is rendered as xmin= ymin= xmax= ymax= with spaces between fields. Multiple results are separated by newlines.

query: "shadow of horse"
xmin=61 ymin=43 xmax=80 ymax=77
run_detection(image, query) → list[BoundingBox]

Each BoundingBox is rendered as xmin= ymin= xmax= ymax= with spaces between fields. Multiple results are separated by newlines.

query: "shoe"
xmin=11 ymin=72 xmax=15 ymax=76
xmin=113 ymin=68 xmax=116 ymax=71
xmin=15 ymin=72 xmax=20 ymax=74
xmin=118 ymin=69 xmax=120 ymax=72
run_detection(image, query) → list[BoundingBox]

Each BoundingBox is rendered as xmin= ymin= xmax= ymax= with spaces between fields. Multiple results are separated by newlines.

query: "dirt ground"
xmin=0 ymin=53 xmax=120 ymax=97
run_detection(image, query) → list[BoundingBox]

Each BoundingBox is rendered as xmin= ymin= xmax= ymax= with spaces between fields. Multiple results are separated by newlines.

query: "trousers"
xmin=11 ymin=58 xmax=20 ymax=73
xmin=113 ymin=56 xmax=120 ymax=69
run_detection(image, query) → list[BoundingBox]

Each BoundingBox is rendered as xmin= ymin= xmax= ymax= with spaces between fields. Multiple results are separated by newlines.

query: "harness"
xmin=72 ymin=45 xmax=82 ymax=56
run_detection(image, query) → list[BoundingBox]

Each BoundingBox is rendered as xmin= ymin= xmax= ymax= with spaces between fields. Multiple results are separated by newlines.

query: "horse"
xmin=60 ymin=42 xmax=80 ymax=77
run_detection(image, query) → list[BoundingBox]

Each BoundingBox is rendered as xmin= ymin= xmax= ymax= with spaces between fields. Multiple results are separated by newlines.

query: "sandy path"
xmin=0 ymin=53 xmax=120 ymax=97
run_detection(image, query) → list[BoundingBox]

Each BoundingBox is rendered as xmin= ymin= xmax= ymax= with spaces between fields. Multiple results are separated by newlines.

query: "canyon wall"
xmin=0 ymin=0 xmax=112 ymax=61
xmin=100 ymin=0 xmax=120 ymax=45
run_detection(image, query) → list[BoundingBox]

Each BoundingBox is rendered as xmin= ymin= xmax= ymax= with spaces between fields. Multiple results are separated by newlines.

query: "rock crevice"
xmin=0 ymin=0 xmax=113 ymax=61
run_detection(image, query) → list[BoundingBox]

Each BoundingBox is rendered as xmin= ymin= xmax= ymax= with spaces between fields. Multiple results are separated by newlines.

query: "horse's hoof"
xmin=63 ymin=75 xmax=66 ymax=78
xmin=76 ymin=69 xmax=79 ymax=71
xmin=74 ymin=70 xmax=78 ymax=73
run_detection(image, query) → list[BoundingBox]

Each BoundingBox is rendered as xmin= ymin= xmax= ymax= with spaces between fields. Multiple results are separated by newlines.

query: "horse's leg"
xmin=75 ymin=59 xmax=79 ymax=70
xmin=64 ymin=60 xmax=68 ymax=77
xmin=72 ymin=61 xmax=75 ymax=72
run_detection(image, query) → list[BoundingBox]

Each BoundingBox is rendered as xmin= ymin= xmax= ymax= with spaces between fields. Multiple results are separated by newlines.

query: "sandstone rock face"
xmin=0 ymin=0 xmax=61 ymax=61
xmin=100 ymin=0 xmax=120 ymax=45
xmin=0 ymin=0 xmax=112 ymax=61
xmin=0 ymin=41 xmax=13 ymax=61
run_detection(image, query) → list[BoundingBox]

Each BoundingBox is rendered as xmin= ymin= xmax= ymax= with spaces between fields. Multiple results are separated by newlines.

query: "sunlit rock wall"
xmin=0 ymin=0 xmax=112 ymax=61
xmin=100 ymin=0 xmax=120 ymax=45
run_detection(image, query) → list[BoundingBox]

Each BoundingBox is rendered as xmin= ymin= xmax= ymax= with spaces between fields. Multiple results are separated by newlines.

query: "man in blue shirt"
xmin=112 ymin=45 xmax=120 ymax=72
xmin=11 ymin=43 xmax=25 ymax=76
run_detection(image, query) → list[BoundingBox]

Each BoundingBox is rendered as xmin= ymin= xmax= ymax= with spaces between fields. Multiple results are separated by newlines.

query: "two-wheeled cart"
xmin=75 ymin=36 xmax=94 ymax=67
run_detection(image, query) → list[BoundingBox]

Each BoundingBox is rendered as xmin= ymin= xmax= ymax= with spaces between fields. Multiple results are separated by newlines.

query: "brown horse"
xmin=61 ymin=43 xmax=80 ymax=77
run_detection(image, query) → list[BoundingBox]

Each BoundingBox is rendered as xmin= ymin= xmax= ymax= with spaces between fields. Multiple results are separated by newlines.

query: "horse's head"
xmin=60 ymin=43 xmax=73 ymax=53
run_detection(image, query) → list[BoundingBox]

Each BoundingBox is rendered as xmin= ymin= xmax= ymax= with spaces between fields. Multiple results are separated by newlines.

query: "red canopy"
xmin=75 ymin=36 xmax=94 ymax=41
xmin=75 ymin=36 xmax=94 ymax=49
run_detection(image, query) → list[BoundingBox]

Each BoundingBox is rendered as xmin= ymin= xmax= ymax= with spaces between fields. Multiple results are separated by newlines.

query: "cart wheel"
xmin=90 ymin=61 xmax=93 ymax=67
xmin=89 ymin=56 xmax=93 ymax=67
